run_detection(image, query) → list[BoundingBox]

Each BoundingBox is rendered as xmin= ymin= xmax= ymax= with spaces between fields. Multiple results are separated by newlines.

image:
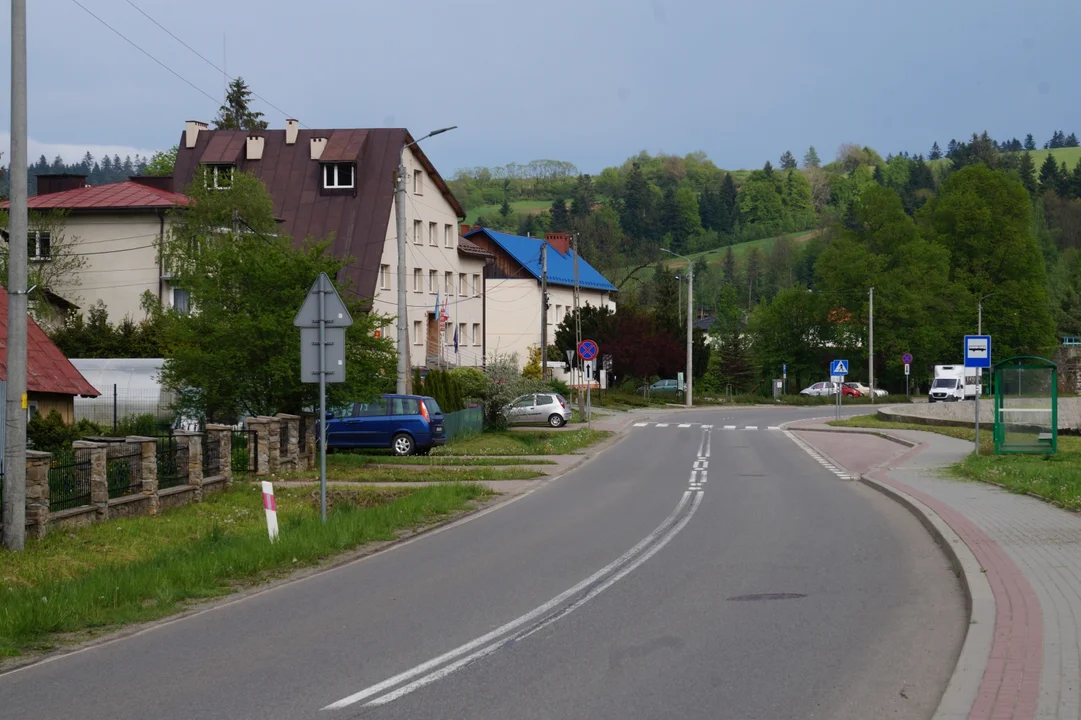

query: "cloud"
xmin=0 ymin=132 xmax=163 ymax=167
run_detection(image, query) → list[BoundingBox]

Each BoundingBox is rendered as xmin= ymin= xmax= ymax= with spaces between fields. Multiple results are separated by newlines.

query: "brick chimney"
xmin=544 ymin=232 xmax=570 ymax=255
xmin=460 ymin=223 xmax=472 ymax=235
xmin=36 ymin=174 xmax=87 ymax=196
xmin=129 ymin=176 xmax=174 ymax=192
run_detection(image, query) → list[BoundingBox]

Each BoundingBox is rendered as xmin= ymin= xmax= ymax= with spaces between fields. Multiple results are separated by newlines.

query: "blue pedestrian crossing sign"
xmin=830 ymin=359 xmax=849 ymax=376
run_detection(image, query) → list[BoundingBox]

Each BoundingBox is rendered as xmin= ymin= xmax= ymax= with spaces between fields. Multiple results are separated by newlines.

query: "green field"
xmin=1020 ymin=147 xmax=1081 ymax=167
xmin=464 ymin=200 xmax=551 ymax=225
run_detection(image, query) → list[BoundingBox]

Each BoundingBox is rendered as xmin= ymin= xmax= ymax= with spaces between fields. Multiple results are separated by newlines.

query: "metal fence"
xmin=74 ymin=386 xmax=178 ymax=429
xmin=444 ymin=407 xmax=484 ymax=442
xmin=106 ymin=444 xmax=143 ymax=499
xmin=49 ymin=448 xmax=93 ymax=511
xmin=203 ymin=432 xmax=221 ymax=477
xmin=231 ymin=430 xmax=258 ymax=474
xmin=156 ymin=435 xmax=189 ymax=490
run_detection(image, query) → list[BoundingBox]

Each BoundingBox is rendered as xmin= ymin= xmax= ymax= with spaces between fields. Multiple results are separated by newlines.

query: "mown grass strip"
xmin=0 ymin=482 xmax=489 ymax=658
xmin=433 ymin=428 xmax=612 ymax=456
xmin=329 ymin=454 xmax=555 ymax=467
xmin=291 ymin=463 xmax=544 ymax=482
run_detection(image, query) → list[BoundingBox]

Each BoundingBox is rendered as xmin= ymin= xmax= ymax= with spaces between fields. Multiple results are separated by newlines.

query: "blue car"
xmin=324 ymin=394 xmax=446 ymax=455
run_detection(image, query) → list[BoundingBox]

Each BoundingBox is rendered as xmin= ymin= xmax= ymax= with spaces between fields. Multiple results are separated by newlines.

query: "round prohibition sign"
xmin=577 ymin=339 xmax=599 ymax=361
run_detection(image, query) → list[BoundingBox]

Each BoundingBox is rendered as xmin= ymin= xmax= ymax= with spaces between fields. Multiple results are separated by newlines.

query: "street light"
xmin=675 ymin=274 xmax=683 ymax=326
xmin=395 ymin=126 xmax=458 ymax=394
xmin=978 ymin=292 xmax=998 ymax=335
xmin=661 ymin=248 xmax=693 ymax=408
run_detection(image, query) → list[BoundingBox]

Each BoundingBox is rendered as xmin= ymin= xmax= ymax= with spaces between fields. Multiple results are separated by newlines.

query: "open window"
xmin=204 ymin=164 xmax=234 ymax=190
xmin=322 ymin=163 xmax=355 ymax=190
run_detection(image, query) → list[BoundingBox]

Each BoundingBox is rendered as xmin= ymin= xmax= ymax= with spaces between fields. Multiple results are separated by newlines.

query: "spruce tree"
xmin=1018 ymin=152 xmax=1038 ymax=196
xmin=1067 ymin=133 xmax=1080 ymax=148
xmin=929 ymin=142 xmax=942 ymax=160
xmin=549 ymin=197 xmax=569 ymax=231
xmin=1039 ymin=153 xmax=1062 ymax=193
xmin=779 ymin=151 xmax=797 ymax=170
xmin=1024 ymin=134 xmax=1037 ymax=151
xmin=214 ymin=77 xmax=269 ymax=131
xmin=803 ymin=146 xmax=821 ymax=168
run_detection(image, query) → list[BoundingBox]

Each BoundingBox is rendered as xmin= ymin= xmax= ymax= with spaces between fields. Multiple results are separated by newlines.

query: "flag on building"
xmin=453 ymin=324 xmax=459 ymax=353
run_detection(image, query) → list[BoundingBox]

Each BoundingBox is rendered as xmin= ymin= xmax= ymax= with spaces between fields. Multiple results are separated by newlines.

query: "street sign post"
xmin=902 ymin=352 xmax=913 ymax=365
xmin=577 ymin=339 xmax=599 ymax=428
xmin=782 ymin=363 xmax=787 ymax=394
xmin=294 ymin=272 xmax=354 ymax=523
xmin=830 ymin=360 xmax=848 ymax=420
xmin=964 ymin=335 xmax=992 ymax=455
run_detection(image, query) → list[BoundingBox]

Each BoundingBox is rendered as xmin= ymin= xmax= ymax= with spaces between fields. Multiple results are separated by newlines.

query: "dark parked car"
xmin=324 ymin=394 xmax=445 ymax=455
xmin=638 ymin=379 xmax=684 ymax=397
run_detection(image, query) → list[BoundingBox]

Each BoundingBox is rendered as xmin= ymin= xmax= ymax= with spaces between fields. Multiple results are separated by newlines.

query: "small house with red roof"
xmin=0 ymin=174 xmax=190 ymax=322
xmin=0 ymin=286 xmax=99 ymax=422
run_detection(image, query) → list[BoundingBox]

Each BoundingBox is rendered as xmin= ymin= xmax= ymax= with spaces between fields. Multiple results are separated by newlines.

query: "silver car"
xmin=506 ymin=393 xmax=572 ymax=427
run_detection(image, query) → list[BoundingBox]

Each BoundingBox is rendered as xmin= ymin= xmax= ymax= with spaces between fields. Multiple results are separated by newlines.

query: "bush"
xmin=450 ymin=367 xmax=486 ymax=401
xmin=415 ymin=368 xmax=465 ymax=413
xmin=479 ymin=353 xmax=546 ymax=430
xmin=27 ymin=411 xmax=103 ymax=454
xmin=115 ymin=413 xmax=163 ymax=436
xmin=547 ymin=377 xmax=572 ymax=398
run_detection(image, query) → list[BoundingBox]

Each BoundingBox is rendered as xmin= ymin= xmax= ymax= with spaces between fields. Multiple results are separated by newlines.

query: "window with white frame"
xmin=444 ymin=271 xmax=453 ymax=295
xmin=444 ymin=224 xmax=453 ymax=248
xmin=172 ymin=287 xmax=191 ymax=314
xmin=413 ymin=321 xmax=422 ymax=344
xmin=322 ymin=163 xmax=355 ymax=189
xmin=204 ymin=164 xmax=234 ymax=190
xmin=459 ymin=273 xmax=467 ymax=296
xmin=379 ymin=264 xmax=390 ymax=290
xmin=472 ymin=323 xmax=481 ymax=345
xmin=472 ymin=273 xmax=481 ymax=297
xmin=458 ymin=323 xmax=467 ymax=346
xmin=428 ymin=222 xmax=437 ymax=246
xmin=413 ymin=169 xmax=423 ymax=194
xmin=413 ymin=268 xmax=422 ymax=292
xmin=413 ymin=219 xmax=422 ymax=245
xmin=428 ymin=269 xmax=437 ymax=294
xmin=27 ymin=231 xmax=51 ymax=260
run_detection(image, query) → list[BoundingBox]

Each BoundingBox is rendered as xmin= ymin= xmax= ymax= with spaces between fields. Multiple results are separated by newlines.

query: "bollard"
xmin=261 ymin=480 xmax=279 ymax=542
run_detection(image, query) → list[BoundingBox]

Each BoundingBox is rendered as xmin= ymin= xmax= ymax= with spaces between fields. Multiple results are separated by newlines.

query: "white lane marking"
xmin=768 ymin=426 xmax=781 ymax=431
xmin=702 ymin=424 xmax=713 ymax=429
xmin=745 ymin=426 xmax=758 ymax=431
xmin=724 ymin=425 xmax=736 ymax=430
xmin=696 ymin=431 xmax=706 ymax=458
xmin=678 ymin=423 xmax=692 ymax=428
xmin=699 ymin=461 xmax=708 ymax=469
xmin=633 ymin=422 xmax=649 ymax=427
xmin=364 ymin=492 xmax=706 ymax=708
xmin=325 ymin=492 xmax=694 ymax=710
xmin=656 ymin=423 xmax=669 ymax=428
xmin=704 ymin=432 xmax=711 ymax=458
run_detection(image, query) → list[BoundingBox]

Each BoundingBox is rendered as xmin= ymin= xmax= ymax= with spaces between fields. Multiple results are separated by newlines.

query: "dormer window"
xmin=323 ymin=163 xmax=355 ymax=190
xmin=205 ymin=164 xmax=234 ymax=190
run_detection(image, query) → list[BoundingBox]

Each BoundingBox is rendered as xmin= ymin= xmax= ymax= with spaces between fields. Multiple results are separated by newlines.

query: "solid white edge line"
xmin=365 ymin=492 xmax=707 ymax=707
xmin=323 ymin=491 xmax=694 ymax=710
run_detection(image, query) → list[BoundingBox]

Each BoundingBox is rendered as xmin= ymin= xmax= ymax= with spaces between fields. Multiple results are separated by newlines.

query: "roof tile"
xmin=0 ymin=181 xmax=190 ymax=211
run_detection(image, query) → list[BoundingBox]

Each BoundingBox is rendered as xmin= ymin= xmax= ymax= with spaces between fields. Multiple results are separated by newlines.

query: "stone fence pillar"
xmin=300 ymin=413 xmax=317 ymax=470
xmin=245 ymin=417 xmax=272 ymax=476
xmin=205 ymin=424 xmax=233 ymax=483
xmin=75 ymin=440 xmax=109 ymax=522
xmin=174 ymin=430 xmax=203 ymax=502
xmin=127 ymin=436 xmax=159 ymax=515
xmin=275 ymin=413 xmax=300 ymax=472
xmin=25 ymin=450 xmax=51 ymax=540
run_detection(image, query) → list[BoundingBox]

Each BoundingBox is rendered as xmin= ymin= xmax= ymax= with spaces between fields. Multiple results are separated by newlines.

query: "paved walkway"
xmin=790 ymin=421 xmax=1081 ymax=720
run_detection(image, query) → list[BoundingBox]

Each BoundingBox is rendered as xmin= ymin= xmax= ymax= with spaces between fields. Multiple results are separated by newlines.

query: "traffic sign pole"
xmin=965 ymin=336 xmax=992 ymax=456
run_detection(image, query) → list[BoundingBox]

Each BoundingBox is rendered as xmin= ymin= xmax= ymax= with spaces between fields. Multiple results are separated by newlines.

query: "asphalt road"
xmin=0 ymin=406 xmax=964 ymax=720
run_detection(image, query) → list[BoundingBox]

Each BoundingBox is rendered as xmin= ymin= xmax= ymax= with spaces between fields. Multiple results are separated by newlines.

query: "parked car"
xmin=845 ymin=381 xmax=888 ymax=398
xmin=839 ymin=383 xmax=861 ymax=398
xmin=323 ymin=394 xmax=445 ymax=455
xmin=638 ymin=379 xmax=684 ymax=397
xmin=800 ymin=382 xmax=836 ymax=397
xmin=506 ymin=393 xmax=572 ymax=427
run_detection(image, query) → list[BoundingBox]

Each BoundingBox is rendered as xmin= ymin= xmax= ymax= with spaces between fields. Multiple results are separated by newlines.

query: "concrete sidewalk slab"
xmin=789 ymin=420 xmax=1081 ymax=720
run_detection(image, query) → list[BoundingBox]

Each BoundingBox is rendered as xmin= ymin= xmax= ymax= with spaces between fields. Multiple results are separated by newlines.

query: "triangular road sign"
xmin=294 ymin=272 xmax=354 ymax=328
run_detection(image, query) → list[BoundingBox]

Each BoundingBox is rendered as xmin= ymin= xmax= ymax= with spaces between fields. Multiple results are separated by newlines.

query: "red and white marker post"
xmin=261 ymin=481 xmax=279 ymax=542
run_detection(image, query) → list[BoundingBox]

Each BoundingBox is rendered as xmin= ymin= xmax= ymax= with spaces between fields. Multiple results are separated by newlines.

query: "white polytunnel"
xmin=68 ymin=358 xmax=177 ymax=426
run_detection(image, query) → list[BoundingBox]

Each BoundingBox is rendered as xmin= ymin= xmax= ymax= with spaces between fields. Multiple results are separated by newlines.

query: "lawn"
xmin=432 ymin=428 xmax=612 ymax=456
xmin=292 ymin=458 xmax=544 ymax=482
xmin=0 ymin=482 xmax=490 ymax=658
xmin=327 ymin=453 xmax=555 ymax=467
xmin=832 ymin=414 xmax=1081 ymax=511
xmin=464 ymin=200 xmax=551 ymax=225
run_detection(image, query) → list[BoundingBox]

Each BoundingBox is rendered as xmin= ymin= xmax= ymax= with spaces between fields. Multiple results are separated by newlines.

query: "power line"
xmin=123 ymin=0 xmax=305 ymax=126
xmin=69 ymin=0 xmax=220 ymax=107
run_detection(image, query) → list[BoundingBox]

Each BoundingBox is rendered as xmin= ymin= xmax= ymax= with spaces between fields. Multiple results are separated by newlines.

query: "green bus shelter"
xmin=993 ymin=356 xmax=1057 ymax=455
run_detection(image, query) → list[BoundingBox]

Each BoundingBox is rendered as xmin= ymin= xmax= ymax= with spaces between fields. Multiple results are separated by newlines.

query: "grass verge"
xmin=330 ymin=453 xmax=555 ymax=467
xmin=291 ymin=461 xmax=544 ymax=482
xmin=433 ymin=428 xmax=612 ymax=456
xmin=831 ymin=413 xmax=1081 ymax=511
xmin=0 ymin=482 xmax=489 ymax=658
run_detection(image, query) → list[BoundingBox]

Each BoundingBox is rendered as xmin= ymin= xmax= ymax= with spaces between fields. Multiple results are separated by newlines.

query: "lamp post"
xmin=662 ymin=248 xmax=693 ymax=408
xmin=675 ymin=274 xmax=682 ymax=326
xmin=396 ymin=126 xmax=457 ymax=395
xmin=978 ymin=292 xmax=998 ymax=336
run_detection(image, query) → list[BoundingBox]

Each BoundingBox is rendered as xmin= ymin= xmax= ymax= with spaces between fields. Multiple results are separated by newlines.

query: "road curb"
xmin=788 ymin=425 xmax=994 ymax=720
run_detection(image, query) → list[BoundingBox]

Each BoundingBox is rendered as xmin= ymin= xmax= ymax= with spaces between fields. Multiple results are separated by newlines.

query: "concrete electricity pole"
xmin=662 ymin=248 xmax=693 ymax=408
xmin=869 ymin=286 xmax=874 ymax=406
xmin=3 ymin=0 xmax=28 ymax=551
xmin=540 ymin=242 xmax=548 ymax=380
xmin=394 ymin=126 xmax=456 ymax=395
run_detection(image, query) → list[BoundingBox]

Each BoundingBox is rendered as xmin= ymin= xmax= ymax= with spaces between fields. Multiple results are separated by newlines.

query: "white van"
xmin=929 ymin=365 xmax=979 ymax=402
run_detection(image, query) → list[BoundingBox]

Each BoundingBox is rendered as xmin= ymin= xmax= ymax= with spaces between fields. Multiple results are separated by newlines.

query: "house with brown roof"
xmin=0 ymin=286 xmax=100 ymax=423
xmin=1 ymin=174 xmax=191 ymax=322
xmin=171 ymin=121 xmax=489 ymax=368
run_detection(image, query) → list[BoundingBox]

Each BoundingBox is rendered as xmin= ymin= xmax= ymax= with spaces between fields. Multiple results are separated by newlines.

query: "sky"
xmin=0 ymin=0 xmax=1079 ymax=176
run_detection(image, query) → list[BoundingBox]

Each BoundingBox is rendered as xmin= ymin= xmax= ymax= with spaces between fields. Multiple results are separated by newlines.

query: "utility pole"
xmin=869 ymin=286 xmax=874 ymax=406
xmin=676 ymin=274 xmax=682 ymax=327
xmin=3 ymin=0 xmax=28 ymax=551
xmin=573 ymin=234 xmax=583 ymax=417
xmin=540 ymin=242 xmax=548 ymax=381
xmin=394 ymin=155 xmax=410 ymax=395
xmin=685 ymin=265 xmax=693 ymax=408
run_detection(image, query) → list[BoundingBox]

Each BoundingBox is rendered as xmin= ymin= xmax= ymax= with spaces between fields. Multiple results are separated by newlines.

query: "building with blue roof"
xmin=464 ymin=228 xmax=617 ymax=369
